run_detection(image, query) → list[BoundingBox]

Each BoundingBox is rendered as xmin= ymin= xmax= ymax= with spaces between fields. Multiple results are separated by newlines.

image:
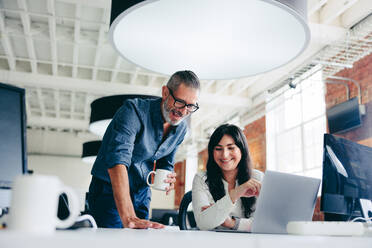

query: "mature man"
xmin=88 ymin=71 xmax=200 ymax=229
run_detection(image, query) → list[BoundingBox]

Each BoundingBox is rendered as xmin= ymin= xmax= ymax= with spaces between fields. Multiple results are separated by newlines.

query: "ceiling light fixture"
xmin=109 ymin=0 xmax=310 ymax=80
xmin=89 ymin=94 xmax=158 ymax=137
xmin=82 ymin=140 xmax=102 ymax=164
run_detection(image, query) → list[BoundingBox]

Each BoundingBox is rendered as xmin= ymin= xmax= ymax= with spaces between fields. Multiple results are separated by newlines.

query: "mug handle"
xmin=55 ymin=185 xmax=80 ymax=229
xmin=146 ymin=171 xmax=156 ymax=187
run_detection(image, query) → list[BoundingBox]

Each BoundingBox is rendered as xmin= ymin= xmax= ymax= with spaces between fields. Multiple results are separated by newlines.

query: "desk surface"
xmin=1 ymin=226 xmax=372 ymax=248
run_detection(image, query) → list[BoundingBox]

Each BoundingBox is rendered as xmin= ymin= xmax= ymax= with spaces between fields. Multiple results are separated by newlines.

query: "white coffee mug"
xmin=146 ymin=169 xmax=171 ymax=191
xmin=8 ymin=174 xmax=80 ymax=234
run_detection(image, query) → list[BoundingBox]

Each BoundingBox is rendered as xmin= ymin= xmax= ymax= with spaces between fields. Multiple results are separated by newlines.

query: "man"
xmin=88 ymin=71 xmax=200 ymax=229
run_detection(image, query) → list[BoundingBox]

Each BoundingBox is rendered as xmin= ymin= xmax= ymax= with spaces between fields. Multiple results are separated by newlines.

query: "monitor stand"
xmin=360 ymin=199 xmax=372 ymax=223
xmin=0 ymin=189 xmax=11 ymax=209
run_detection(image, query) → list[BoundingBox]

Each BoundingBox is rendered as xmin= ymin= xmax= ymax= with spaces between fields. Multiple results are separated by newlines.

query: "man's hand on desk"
xmin=165 ymin=172 xmax=177 ymax=195
xmin=123 ymin=216 xmax=164 ymax=229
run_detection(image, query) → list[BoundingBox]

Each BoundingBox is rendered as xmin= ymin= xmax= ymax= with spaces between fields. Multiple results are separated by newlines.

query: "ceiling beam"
xmin=18 ymin=0 xmax=37 ymax=73
xmin=28 ymin=116 xmax=88 ymax=130
xmin=70 ymin=91 xmax=76 ymax=118
xmin=72 ymin=5 xmax=81 ymax=78
xmin=47 ymin=1 xmax=58 ymax=75
xmin=203 ymin=80 xmax=216 ymax=93
xmin=54 ymin=90 xmax=60 ymax=118
xmin=59 ymin=0 xmax=109 ymax=9
xmin=215 ymin=80 xmax=235 ymax=95
xmin=36 ymin=88 xmax=45 ymax=117
xmin=0 ymin=70 xmax=252 ymax=108
xmin=0 ymin=69 xmax=161 ymax=95
xmin=192 ymin=110 xmax=218 ymax=129
xmin=147 ymin=75 xmax=158 ymax=87
xmin=92 ymin=22 xmax=106 ymax=80
xmin=84 ymin=94 xmax=94 ymax=121
xmin=130 ymin=67 xmax=139 ymax=85
xmin=308 ymin=0 xmax=328 ymax=16
xmin=320 ymin=0 xmax=358 ymax=25
xmin=231 ymin=76 xmax=261 ymax=96
xmin=110 ymin=56 xmax=121 ymax=82
xmin=0 ymin=54 xmax=164 ymax=78
xmin=341 ymin=0 xmax=372 ymax=28
xmin=0 ymin=12 xmax=16 ymax=70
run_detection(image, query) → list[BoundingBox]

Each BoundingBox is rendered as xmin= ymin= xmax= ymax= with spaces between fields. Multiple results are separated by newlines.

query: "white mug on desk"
xmin=8 ymin=174 xmax=80 ymax=234
xmin=146 ymin=169 xmax=171 ymax=191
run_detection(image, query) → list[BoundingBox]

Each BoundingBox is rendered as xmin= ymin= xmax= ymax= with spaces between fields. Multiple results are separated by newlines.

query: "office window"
xmin=266 ymin=70 xmax=326 ymax=178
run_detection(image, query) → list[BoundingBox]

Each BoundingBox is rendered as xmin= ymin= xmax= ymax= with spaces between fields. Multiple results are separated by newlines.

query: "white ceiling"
xmin=0 ymin=0 xmax=371 ymax=161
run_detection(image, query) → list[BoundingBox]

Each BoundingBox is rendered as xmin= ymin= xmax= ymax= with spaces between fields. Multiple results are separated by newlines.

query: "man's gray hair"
xmin=166 ymin=70 xmax=200 ymax=91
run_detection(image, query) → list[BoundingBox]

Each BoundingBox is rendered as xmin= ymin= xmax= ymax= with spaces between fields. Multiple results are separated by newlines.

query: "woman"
xmin=192 ymin=124 xmax=264 ymax=231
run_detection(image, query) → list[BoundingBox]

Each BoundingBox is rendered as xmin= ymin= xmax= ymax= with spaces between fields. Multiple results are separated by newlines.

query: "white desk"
xmin=1 ymin=226 xmax=372 ymax=248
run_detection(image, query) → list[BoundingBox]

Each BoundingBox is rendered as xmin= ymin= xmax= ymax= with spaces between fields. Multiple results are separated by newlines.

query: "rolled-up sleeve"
xmin=104 ymin=101 xmax=141 ymax=168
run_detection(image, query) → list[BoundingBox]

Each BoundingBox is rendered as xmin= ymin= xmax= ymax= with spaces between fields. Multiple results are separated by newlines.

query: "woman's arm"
xmin=192 ymin=173 xmax=235 ymax=230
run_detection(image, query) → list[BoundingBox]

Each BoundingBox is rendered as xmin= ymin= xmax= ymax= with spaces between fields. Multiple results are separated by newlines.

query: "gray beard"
xmin=162 ymin=98 xmax=184 ymax=126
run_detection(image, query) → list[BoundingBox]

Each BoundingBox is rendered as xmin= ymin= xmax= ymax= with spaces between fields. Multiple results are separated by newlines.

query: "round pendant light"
xmin=109 ymin=0 xmax=310 ymax=80
xmin=89 ymin=94 xmax=158 ymax=137
xmin=82 ymin=140 xmax=102 ymax=164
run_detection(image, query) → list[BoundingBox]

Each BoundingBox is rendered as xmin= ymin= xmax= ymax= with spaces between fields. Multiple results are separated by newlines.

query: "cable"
xmin=351 ymin=217 xmax=372 ymax=223
xmin=75 ymin=214 xmax=97 ymax=229
xmin=347 ymin=199 xmax=356 ymax=221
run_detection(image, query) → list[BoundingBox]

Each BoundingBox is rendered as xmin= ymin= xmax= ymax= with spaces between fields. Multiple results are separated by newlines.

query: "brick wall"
xmin=325 ymin=52 xmax=372 ymax=146
xmin=313 ymin=197 xmax=324 ymax=221
xmin=198 ymin=149 xmax=208 ymax=171
xmin=174 ymin=160 xmax=186 ymax=208
xmin=243 ymin=116 xmax=266 ymax=172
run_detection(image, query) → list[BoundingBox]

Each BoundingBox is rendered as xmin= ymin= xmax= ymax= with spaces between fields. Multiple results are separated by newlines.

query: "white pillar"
xmin=184 ymin=144 xmax=198 ymax=193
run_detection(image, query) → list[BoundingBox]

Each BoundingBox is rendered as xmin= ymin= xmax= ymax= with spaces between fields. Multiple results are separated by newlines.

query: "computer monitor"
xmin=0 ymin=82 xmax=28 ymax=208
xmin=320 ymin=133 xmax=372 ymax=221
xmin=326 ymin=97 xmax=362 ymax=134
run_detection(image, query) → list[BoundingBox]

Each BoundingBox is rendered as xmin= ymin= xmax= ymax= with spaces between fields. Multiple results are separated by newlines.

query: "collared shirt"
xmin=91 ymin=97 xmax=187 ymax=215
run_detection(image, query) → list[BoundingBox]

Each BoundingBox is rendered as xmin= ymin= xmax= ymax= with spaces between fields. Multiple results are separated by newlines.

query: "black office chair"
xmin=178 ymin=191 xmax=197 ymax=230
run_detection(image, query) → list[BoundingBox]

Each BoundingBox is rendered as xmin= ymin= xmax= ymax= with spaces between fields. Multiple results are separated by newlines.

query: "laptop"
xmin=216 ymin=170 xmax=321 ymax=234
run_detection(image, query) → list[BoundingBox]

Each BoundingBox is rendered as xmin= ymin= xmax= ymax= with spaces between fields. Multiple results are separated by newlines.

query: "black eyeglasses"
xmin=167 ymin=87 xmax=199 ymax=113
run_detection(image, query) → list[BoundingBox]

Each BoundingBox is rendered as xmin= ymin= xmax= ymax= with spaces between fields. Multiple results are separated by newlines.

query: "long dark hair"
xmin=205 ymin=124 xmax=256 ymax=218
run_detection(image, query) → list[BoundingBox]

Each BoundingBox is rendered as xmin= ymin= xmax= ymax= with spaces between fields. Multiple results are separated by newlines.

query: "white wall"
xmin=28 ymin=155 xmax=176 ymax=213
xmin=27 ymin=155 xmax=92 ymax=211
xmin=27 ymin=129 xmax=176 ymax=214
xmin=149 ymin=190 xmax=175 ymax=214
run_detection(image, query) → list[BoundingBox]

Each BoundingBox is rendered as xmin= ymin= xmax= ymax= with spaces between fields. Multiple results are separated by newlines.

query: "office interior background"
xmin=0 ymin=0 xmax=371 ymax=219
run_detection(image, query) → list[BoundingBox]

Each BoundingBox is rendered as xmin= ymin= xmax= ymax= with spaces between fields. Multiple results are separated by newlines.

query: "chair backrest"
xmin=178 ymin=191 xmax=194 ymax=230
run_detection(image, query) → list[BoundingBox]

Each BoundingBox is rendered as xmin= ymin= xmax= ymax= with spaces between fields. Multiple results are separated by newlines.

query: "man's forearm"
xmin=108 ymin=164 xmax=136 ymax=223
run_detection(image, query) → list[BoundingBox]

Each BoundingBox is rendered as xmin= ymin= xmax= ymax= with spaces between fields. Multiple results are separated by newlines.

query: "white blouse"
xmin=192 ymin=169 xmax=264 ymax=231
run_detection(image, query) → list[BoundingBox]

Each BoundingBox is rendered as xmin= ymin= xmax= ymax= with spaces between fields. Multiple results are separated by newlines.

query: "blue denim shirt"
xmin=91 ymin=97 xmax=187 ymax=217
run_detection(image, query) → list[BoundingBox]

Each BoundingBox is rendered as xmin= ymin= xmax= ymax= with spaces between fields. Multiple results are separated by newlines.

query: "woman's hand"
xmin=239 ymin=178 xmax=261 ymax=197
xmin=221 ymin=216 xmax=236 ymax=229
xmin=201 ymin=204 xmax=212 ymax=211
xmin=201 ymin=205 xmax=236 ymax=229
xmin=229 ymin=178 xmax=261 ymax=203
